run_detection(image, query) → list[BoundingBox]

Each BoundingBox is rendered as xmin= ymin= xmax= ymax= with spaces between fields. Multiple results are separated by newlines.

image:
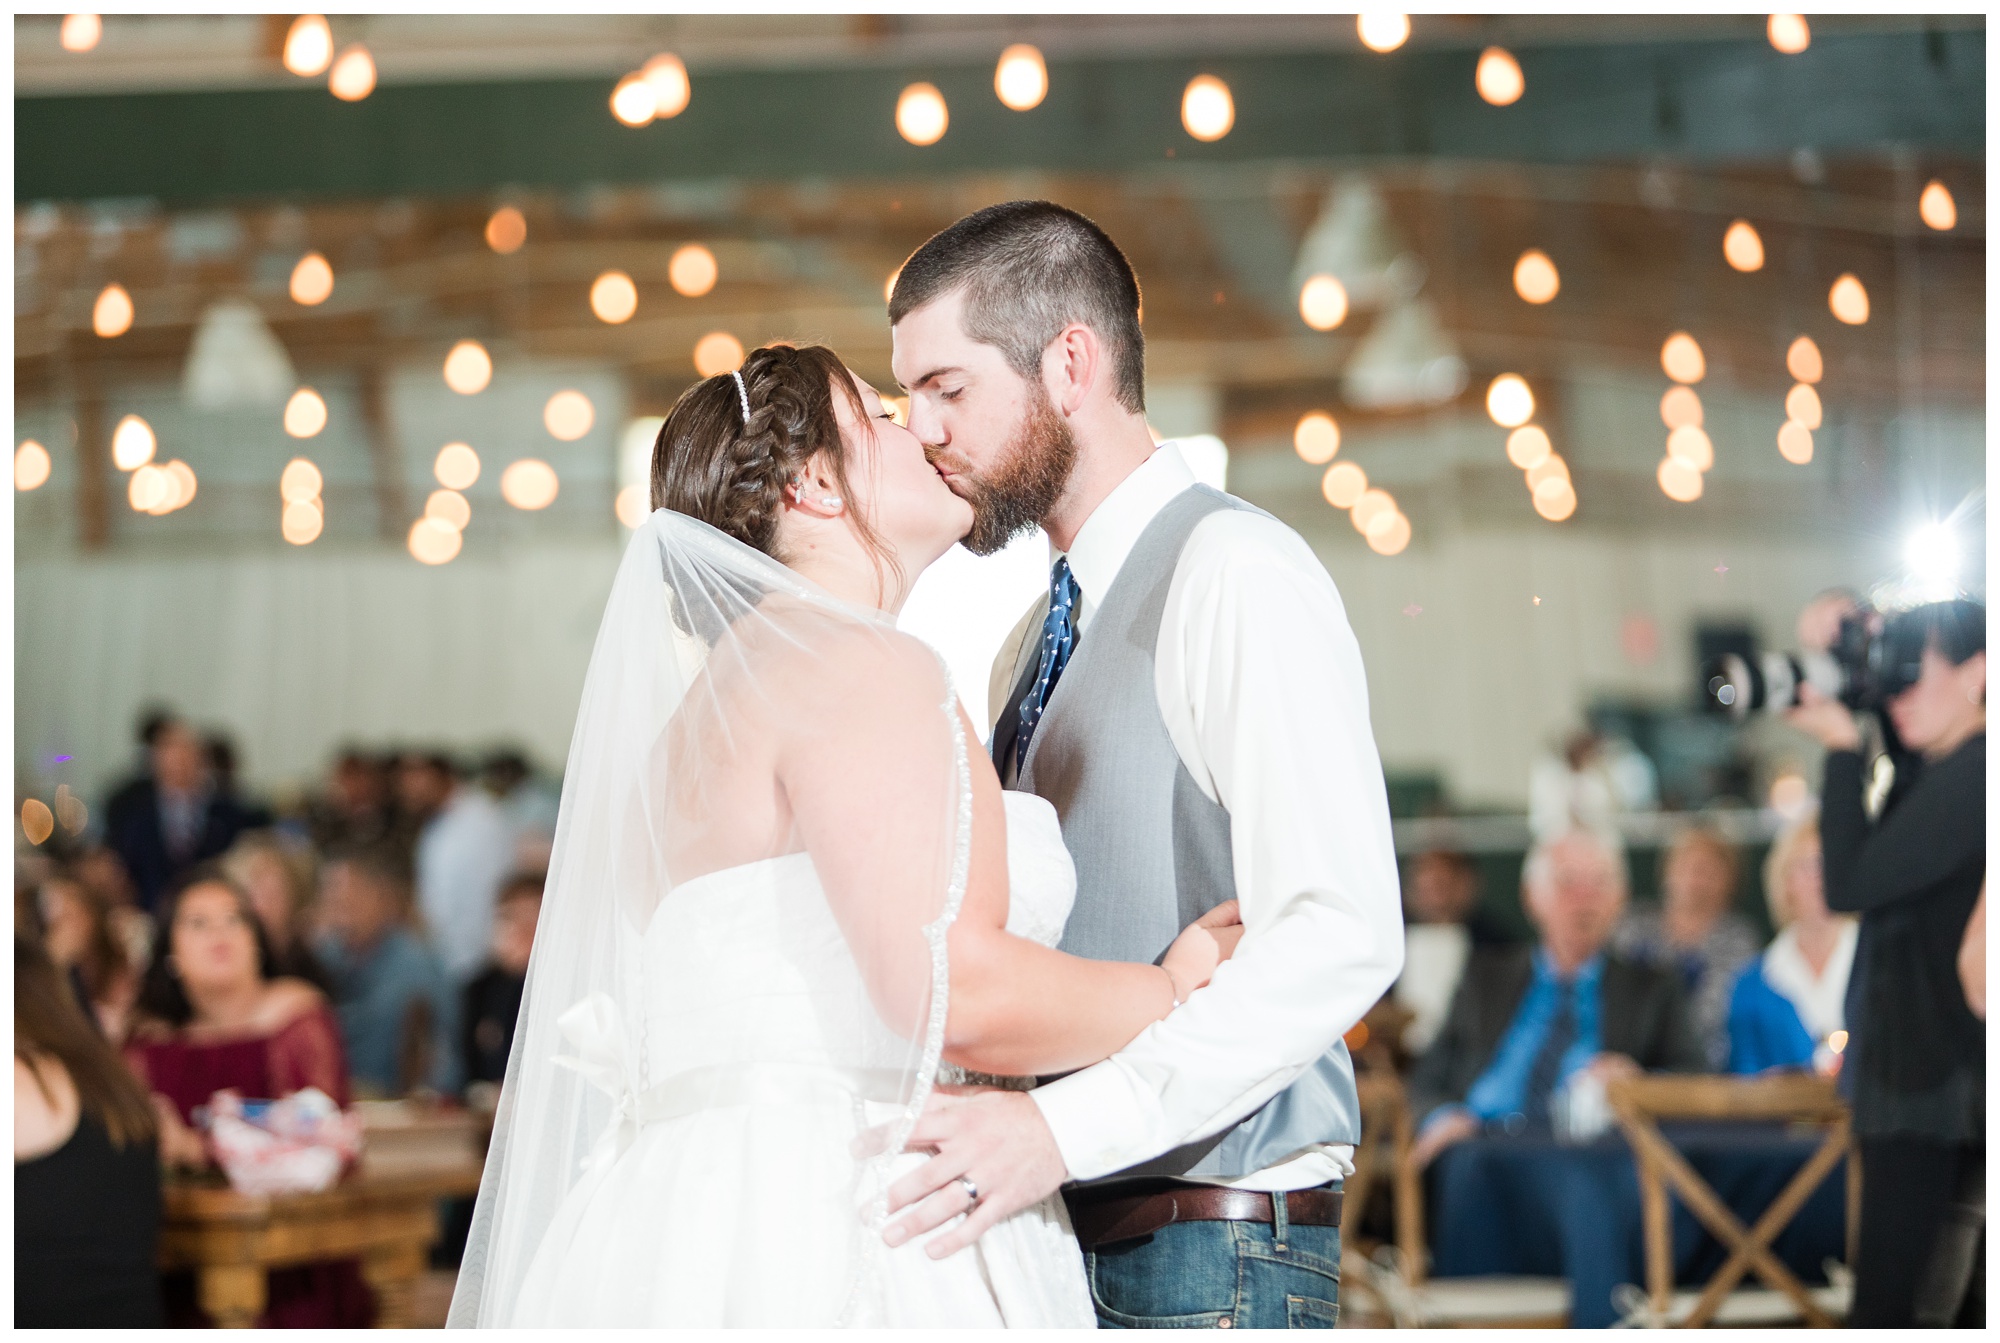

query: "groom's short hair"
xmin=890 ymin=200 xmax=1146 ymax=415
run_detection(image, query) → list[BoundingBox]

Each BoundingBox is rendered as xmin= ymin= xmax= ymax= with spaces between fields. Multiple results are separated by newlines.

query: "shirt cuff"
xmin=1029 ymin=1059 xmax=1161 ymax=1182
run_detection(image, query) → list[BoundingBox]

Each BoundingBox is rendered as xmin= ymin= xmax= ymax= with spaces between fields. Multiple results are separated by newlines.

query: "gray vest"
xmin=993 ymin=485 xmax=1361 ymax=1182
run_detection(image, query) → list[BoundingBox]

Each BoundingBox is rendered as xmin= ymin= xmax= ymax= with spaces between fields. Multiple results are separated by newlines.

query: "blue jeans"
xmin=1081 ymin=1198 xmax=1341 ymax=1328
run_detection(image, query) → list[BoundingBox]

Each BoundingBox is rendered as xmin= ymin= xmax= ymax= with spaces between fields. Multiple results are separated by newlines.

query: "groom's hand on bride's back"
xmin=1162 ymin=899 xmax=1243 ymax=1002
xmin=882 ymin=1090 xmax=1068 ymax=1259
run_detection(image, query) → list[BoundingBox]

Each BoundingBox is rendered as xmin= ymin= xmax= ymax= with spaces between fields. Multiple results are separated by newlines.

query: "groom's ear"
xmin=1042 ymin=322 xmax=1101 ymax=418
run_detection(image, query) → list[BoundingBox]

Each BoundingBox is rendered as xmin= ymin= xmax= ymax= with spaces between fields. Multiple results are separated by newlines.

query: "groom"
xmin=884 ymin=201 xmax=1404 ymax=1327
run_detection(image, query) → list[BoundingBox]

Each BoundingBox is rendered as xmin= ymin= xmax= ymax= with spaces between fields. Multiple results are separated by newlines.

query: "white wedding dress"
xmin=508 ymin=789 xmax=1096 ymax=1328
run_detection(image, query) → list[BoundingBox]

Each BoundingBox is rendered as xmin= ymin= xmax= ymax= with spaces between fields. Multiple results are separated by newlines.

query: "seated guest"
xmin=307 ymin=748 xmax=404 ymax=854
xmin=1612 ymin=826 xmax=1760 ymax=1070
xmin=222 ymin=831 xmax=331 ymax=993
xmin=38 ymin=872 xmax=142 ymax=1041
xmin=104 ymin=714 xmax=260 ymax=913
xmin=397 ymin=751 xmax=514 ymax=989
xmin=123 ymin=867 xmax=371 ymax=1328
xmin=1728 ymin=817 xmax=1856 ymax=1073
xmin=1410 ymin=829 xmax=1705 ymax=1167
xmin=461 ymin=872 xmax=543 ymax=1088
xmin=314 ymin=845 xmax=459 ymax=1097
xmin=16 ymin=936 xmax=164 ymax=1328
xmin=1394 ymin=850 xmax=1516 ymax=1054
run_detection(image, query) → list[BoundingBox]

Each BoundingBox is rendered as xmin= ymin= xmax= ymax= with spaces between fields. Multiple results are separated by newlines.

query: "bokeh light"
xmin=21 ymin=798 xmax=56 ymax=846
xmin=1475 ymin=47 xmax=1524 ymax=106
xmin=485 ymin=206 xmax=526 ymax=254
xmin=150 ymin=459 xmax=197 ymax=515
xmin=1722 ymin=220 xmax=1764 ymax=272
xmin=1666 ymin=424 xmax=1714 ymax=472
xmin=1366 ymin=510 xmax=1412 ymax=555
xmin=644 ymin=53 xmax=691 ymax=119
xmin=1919 ymin=179 xmax=1957 ymax=231
xmin=93 ymin=283 xmax=133 ymax=338
xmin=610 ymin=73 xmax=655 ymax=126
xmin=1505 ymin=426 xmax=1553 ymax=471
xmin=434 ymin=442 xmax=480 ymax=490
xmin=897 ymin=83 xmax=949 ymax=146
xmin=1298 ymin=274 xmax=1349 ymax=330
xmin=1786 ymin=335 xmax=1823 ymax=384
xmin=1357 ymin=12 xmax=1411 ymax=53
xmin=1657 ymin=455 xmax=1703 ymax=501
xmin=1784 ymin=382 xmax=1823 ymax=430
xmin=60 ymin=14 xmax=101 ymax=53
xmin=289 ymin=251 xmax=334 ymax=305
xmin=283 ymin=387 xmax=328 ymax=438
xmin=1351 ymin=488 xmax=1397 ymax=536
xmin=543 ymin=391 xmax=595 ymax=441
xmin=1532 ymin=476 xmax=1577 ymax=521
xmin=590 ymin=270 xmax=638 ymax=323
xmin=408 ymin=516 xmax=463 ymax=564
xmin=128 ymin=463 xmax=169 ymax=512
xmin=1660 ymin=385 xmax=1704 ymax=429
xmin=615 ymin=484 xmax=650 ymax=529
xmin=995 ymin=44 xmax=1048 ymax=111
xmin=111 ymin=414 xmax=155 ymax=470
xmin=1767 ymin=14 xmax=1810 ymax=54
xmin=693 ymin=331 xmax=746 ymax=378
xmin=1513 ymin=249 xmax=1560 ymax=303
xmin=1660 ymin=331 xmax=1706 ymax=384
xmin=1486 ymin=374 xmax=1534 ymax=428
xmin=279 ymin=457 xmax=323 ymax=504
xmin=1526 ymin=454 xmax=1569 ymax=491
xmin=283 ymin=14 xmax=332 ymax=76
xmin=669 ymin=244 xmax=718 ymax=297
xmin=1294 ymin=412 xmax=1341 ymax=464
xmin=1777 ymin=420 xmax=1814 ymax=464
xmin=443 ymin=340 xmax=493 ymax=394
xmin=1828 ymin=273 xmax=1869 ymax=325
xmin=282 ymin=499 xmax=324 ymax=545
xmin=501 ymin=458 xmax=561 ymax=510
xmin=15 ymin=440 xmax=52 ymax=491
xmin=329 ymin=44 xmax=376 ymax=101
xmin=425 ymin=488 xmax=472 ymax=531
xmin=1321 ymin=461 xmax=1367 ymax=509
xmin=1181 ymin=75 xmax=1234 ymax=141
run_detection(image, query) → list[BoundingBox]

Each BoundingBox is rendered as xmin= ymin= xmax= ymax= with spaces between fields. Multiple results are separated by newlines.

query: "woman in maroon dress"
xmin=125 ymin=865 xmax=374 ymax=1328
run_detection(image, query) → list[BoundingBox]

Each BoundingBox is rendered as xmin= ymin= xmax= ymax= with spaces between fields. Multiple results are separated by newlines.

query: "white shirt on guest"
xmin=1396 ymin=923 xmax=1474 ymax=1056
xmin=1760 ymin=920 xmax=1857 ymax=1042
xmin=1004 ymin=442 xmax=1405 ymax=1191
xmin=416 ymin=785 xmax=515 ymax=985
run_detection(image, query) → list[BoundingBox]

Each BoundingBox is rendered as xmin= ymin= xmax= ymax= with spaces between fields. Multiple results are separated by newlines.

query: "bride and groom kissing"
xmin=450 ymin=201 xmax=1405 ymax=1328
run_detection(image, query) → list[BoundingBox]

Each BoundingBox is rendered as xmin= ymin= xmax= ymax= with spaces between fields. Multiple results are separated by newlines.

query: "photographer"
xmin=1786 ymin=597 xmax=1984 ymax=1327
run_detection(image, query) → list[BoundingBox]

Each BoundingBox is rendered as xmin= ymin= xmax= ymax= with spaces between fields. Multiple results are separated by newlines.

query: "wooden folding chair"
xmin=1606 ymin=1074 xmax=1858 ymax=1329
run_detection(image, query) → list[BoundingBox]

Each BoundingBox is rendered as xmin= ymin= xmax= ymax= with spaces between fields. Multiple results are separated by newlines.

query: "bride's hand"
xmin=1160 ymin=900 xmax=1243 ymax=1005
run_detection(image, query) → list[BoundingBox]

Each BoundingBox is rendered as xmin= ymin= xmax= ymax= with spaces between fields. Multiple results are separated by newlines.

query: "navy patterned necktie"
xmin=1015 ymin=557 xmax=1080 ymax=773
xmin=1523 ymin=986 xmax=1579 ymax=1127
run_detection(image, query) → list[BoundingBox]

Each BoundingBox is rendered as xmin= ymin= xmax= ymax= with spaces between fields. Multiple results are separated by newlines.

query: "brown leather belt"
xmin=1064 ymin=1180 xmax=1343 ymax=1250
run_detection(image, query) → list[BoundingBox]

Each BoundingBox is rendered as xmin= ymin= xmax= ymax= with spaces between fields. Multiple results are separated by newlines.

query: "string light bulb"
xmin=1506 ymin=426 xmax=1553 ymax=471
xmin=15 ymin=440 xmax=51 ymax=491
xmin=443 ymin=340 xmax=492 ymax=395
xmin=1786 ymin=335 xmax=1823 ymax=384
xmin=485 ymin=206 xmax=526 ymax=254
xmin=1475 ymin=47 xmax=1524 ymax=106
xmin=1525 ymin=454 xmax=1569 ymax=492
xmin=1532 ymin=477 xmax=1577 ymax=522
xmin=611 ymin=74 xmax=656 ymax=127
xmin=1321 ymin=461 xmax=1367 ymax=509
xmin=1767 ymin=14 xmax=1810 ymax=54
xmin=1513 ymin=249 xmax=1559 ymax=303
xmin=1657 ymin=455 xmax=1703 ymax=502
xmin=1828 ymin=273 xmax=1869 ymax=325
xmin=1294 ymin=412 xmax=1341 ymax=465
xmin=500 ymin=458 xmax=560 ymax=510
xmin=1660 ymin=332 xmax=1706 ymax=384
xmin=280 ymin=458 xmax=323 ymax=503
xmin=1722 ymin=220 xmax=1765 ymax=272
xmin=896 ymin=83 xmax=949 ymax=146
xmin=282 ymin=499 xmax=324 ymax=545
xmin=425 ymin=488 xmax=471 ymax=532
xmin=1298 ymin=274 xmax=1349 ymax=331
xmin=589 ymin=270 xmax=638 ymax=324
xmin=994 ymin=44 xmax=1048 ymax=111
xmin=283 ymin=15 xmax=332 ymax=76
xmin=1367 ymin=510 xmax=1412 ymax=555
xmin=60 ymin=14 xmax=101 ymax=52
xmin=643 ymin=53 xmax=690 ymax=120
xmin=434 ymin=443 xmax=480 ymax=490
xmin=1777 ymin=420 xmax=1814 ymax=464
xmin=408 ymin=516 xmax=462 ymax=564
xmin=127 ymin=464 xmax=169 ymax=513
xmin=669 ymin=244 xmax=718 ymax=298
xmin=289 ymin=251 xmax=334 ymax=305
xmin=693 ymin=331 xmax=746 ymax=378
xmin=92 ymin=283 xmax=133 ymax=338
xmin=1785 ymin=382 xmax=1823 ymax=429
xmin=328 ymin=44 xmax=375 ymax=101
xmin=111 ymin=414 xmax=155 ymax=471
xmin=1351 ymin=488 xmax=1397 ymax=537
xmin=1357 ymin=12 xmax=1411 ymax=53
xmin=1919 ymin=180 xmax=1957 ymax=231
xmin=1181 ymin=75 xmax=1234 ymax=141
xmin=1660 ymin=386 xmax=1704 ymax=429
xmin=543 ymin=391 xmax=595 ymax=442
xmin=1666 ymin=424 xmax=1715 ymax=472
xmin=1486 ymin=374 xmax=1534 ymax=428
xmin=283 ymin=388 xmax=328 ymax=438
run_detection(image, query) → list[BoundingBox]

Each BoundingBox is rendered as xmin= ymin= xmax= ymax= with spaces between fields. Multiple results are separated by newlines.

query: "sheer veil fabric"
xmin=448 ymin=509 xmax=971 ymax=1326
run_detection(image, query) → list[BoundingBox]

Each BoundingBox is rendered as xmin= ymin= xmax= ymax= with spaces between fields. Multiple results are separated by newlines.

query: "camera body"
xmin=1703 ymin=606 xmax=1929 ymax=719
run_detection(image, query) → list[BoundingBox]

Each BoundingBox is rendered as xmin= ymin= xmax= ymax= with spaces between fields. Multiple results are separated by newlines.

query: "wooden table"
xmin=159 ymin=1162 xmax=484 ymax=1327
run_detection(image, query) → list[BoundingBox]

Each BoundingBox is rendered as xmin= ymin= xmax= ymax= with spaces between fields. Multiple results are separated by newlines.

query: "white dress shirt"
xmin=416 ymin=785 xmax=517 ymax=985
xmin=1003 ymin=443 xmax=1405 ymax=1190
xmin=1760 ymin=920 xmax=1857 ymax=1042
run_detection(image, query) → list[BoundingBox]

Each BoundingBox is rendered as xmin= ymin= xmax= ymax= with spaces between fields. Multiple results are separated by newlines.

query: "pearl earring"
xmin=821 ymin=495 xmax=842 ymax=509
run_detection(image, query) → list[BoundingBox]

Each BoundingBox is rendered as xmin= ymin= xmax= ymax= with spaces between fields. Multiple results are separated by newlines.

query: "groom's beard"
xmin=939 ymin=389 xmax=1078 ymax=557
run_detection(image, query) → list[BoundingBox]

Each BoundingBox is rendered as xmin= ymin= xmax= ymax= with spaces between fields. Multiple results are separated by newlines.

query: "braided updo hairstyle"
xmin=650 ymin=342 xmax=889 ymax=568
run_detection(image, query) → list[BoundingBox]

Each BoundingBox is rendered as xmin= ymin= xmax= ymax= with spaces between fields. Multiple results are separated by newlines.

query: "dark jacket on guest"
xmin=104 ymin=780 xmax=264 ymax=913
xmin=1409 ymin=944 xmax=1708 ymax=1125
xmin=1822 ymin=734 xmax=1984 ymax=1144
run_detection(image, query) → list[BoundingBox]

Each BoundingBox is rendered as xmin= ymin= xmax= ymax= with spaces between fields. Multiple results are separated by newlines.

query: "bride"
xmin=449 ymin=342 xmax=1241 ymax=1328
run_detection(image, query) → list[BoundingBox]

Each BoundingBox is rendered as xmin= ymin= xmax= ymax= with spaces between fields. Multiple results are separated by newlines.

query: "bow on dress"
xmin=551 ymin=992 xmax=646 ymax=1174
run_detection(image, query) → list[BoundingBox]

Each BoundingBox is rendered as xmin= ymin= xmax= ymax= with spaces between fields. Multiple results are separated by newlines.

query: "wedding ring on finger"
xmin=956 ymin=1175 xmax=980 ymax=1209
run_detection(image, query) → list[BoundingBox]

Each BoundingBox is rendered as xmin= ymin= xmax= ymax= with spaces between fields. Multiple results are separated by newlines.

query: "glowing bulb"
xmin=1357 ymin=12 xmax=1411 ymax=53
xmin=896 ymin=83 xmax=949 ymax=146
xmin=1660 ymin=385 xmax=1704 ymax=430
xmin=110 ymin=414 xmax=155 ymax=470
xmin=500 ymin=458 xmax=560 ymax=510
xmin=1367 ymin=510 xmax=1412 ymax=555
xmin=443 ymin=340 xmax=492 ymax=395
xmin=21 ymin=798 xmax=55 ymax=846
xmin=543 ymin=391 xmax=595 ymax=442
xmin=128 ymin=464 xmax=169 ymax=512
xmin=15 ymin=440 xmax=51 ymax=491
xmin=60 ymin=14 xmax=101 ymax=52
xmin=590 ymin=270 xmax=638 ymax=324
xmin=1320 ymin=461 xmax=1367 ymax=509
xmin=1786 ymin=335 xmax=1823 ymax=384
xmin=616 ymin=484 xmax=650 ymax=529
xmin=1768 ymin=14 xmax=1810 ymax=54
xmin=289 ymin=251 xmax=334 ymax=306
xmin=282 ymin=498 xmax=323 ymax=545
xmin=1532 ymin=477 xmax=1577 ymax=521
xmin=693 ymin=331 xmax=746 ymax=378
xmin=92 ymin=283 xmax=133 ymax=338
xmin=995 ymin=44 xmax=1048 ymax=111
xmin=485 ymin=206 xmax=526 ymax=254
xmin=1506 ymin=426 xmax=1552 ymax=471
xmin=1829 ymin=273 xmax=1869 ymax=325
xmin=1526 ymin=454 xmax=1569 ymax=492
xmin=1777 ymin=420 xmax=1814 ymax=464
xmin=1486 ymin=374 xmax=1534 ymax=428
xmin=279 ymin=457 xmax=323 ymax=504
xmin=643 ymin=53 xmax=690 ymax=119
xmin=283 ymin=388 xmax=328 ymax=438
xmin=425 ymin=488 xmax=471 ymax=531
xmin=1667 ymin=424 xmax=1715 ymax=472
xmin=1351 ymin=488 xmax=1397 ymax=537
xmin=283 ymin=15 xmax=332 ymax=76
xmin=1181 ymin=75 xmax=1234 ymax=141
xmin=1919 ymin=180 xmax=1956 ymax=231
xmin=1784 ymin=382 xmax=1823 ymax=430
xmin=610 ymin=73 xmax=655 ymax=127
xmin=1298 ymin=274 xmax=1349 ymax=331
xmin=1475 ymin=47 xmax=1524 ymax=106
xmin=669 ymin=244 xmax=718 ymax=298
xmin=1294 ymin=412 xmax=1341 ymax=465
xmin=1657 ymin=455 xmax=1703 ymax=502
xmin=1827 ymin=1029 xmax=1848 ymax=1054
xmin=434 ymin=443 xmax=480 ymax=490
xmin=408 ymin=516 xmax=463 ymax=565
xmin=1661 ymin=331 xmax=1706 ymax=384
xmin=1722 ymin=220 xmax=1764 ymax=272
xmin=328 ymin=44 xmax=375 ymax=101
xmin=151 ymin=459 xmax=196 ymax=515
xmin=1905 ymin=521 xmax=1962 ymax=592
xmin=1513 ymin=249 xmax=1559 ymax=304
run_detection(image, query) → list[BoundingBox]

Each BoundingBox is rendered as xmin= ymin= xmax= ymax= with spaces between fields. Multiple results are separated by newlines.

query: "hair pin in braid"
xmin=729 ymin=369 xmax=751 ymax=426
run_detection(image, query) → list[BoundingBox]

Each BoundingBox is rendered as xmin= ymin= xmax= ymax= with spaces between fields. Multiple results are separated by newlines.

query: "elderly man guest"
xmin=1410 ymin=829 xmax=1705 ymax=1167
